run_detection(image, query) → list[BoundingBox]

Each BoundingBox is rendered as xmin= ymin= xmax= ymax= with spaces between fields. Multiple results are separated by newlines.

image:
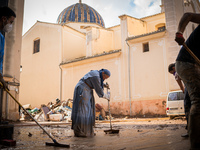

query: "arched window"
xmin=155 ymin=23 xmax=166 ymax=31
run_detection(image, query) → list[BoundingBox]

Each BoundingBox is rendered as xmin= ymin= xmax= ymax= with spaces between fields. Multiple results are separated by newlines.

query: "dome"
xmin=57 ymin=1 xmax=105 ymax=28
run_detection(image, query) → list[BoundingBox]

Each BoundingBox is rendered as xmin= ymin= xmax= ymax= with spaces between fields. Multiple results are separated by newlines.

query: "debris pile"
xmin=20 ymin=98 xmax=73 ymax=122
xmin=20 ymin=100 xmax=109 ymax=122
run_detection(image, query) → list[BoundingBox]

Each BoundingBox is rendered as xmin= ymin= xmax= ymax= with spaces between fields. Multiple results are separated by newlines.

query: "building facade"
xmin=20 ymin=0 xmax=199 ymax=116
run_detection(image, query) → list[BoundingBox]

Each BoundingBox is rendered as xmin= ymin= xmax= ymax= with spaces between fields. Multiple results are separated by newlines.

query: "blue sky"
xmin=23 ymin=0 xmax=161 ymax=35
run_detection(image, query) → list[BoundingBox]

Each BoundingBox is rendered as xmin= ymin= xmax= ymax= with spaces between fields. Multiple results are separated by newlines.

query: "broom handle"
xmin=107 ymin=88 xmax=112 ymax=130
xmin=183 ymin=42 xmax=200 ymax=65
xmin=0 ymin=82 xmax=56 ymax=142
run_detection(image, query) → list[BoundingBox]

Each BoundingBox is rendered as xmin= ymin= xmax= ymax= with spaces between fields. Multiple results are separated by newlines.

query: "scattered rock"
xmin=28 ymin=132 xmax=32 ymax=137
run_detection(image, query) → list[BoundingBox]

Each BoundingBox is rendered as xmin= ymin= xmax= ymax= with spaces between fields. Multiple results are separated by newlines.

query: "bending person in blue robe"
xmin=71 ymin=69 xmax=111 ymax=137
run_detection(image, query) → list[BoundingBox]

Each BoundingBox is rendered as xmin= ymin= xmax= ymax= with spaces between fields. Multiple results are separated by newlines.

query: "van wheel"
xmin=170 ymin=116 xmax=175 ymax=119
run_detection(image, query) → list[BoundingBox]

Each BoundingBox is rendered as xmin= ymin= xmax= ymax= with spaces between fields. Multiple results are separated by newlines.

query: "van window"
xmin=168 ymin=92 xmax=184 ymax=101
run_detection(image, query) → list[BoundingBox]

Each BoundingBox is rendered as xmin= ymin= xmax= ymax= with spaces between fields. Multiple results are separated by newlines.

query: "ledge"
xmin=126 ymin=29 xmax=166 ymax=43
xmin=60 ymin=49 xmax=121 ymax=68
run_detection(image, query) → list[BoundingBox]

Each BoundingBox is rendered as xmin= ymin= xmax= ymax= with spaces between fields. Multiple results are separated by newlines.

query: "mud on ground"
xmin=1 ymin=117 xmax=190 ymax=150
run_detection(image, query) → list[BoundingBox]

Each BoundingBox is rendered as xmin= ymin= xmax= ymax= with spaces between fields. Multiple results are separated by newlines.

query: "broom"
xmin=0 ymin=82 xmax=70 ymax=148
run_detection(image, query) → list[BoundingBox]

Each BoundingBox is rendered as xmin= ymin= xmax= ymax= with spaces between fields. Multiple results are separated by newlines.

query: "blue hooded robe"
xmin=71 ymin=69 xmax=110 ymax=137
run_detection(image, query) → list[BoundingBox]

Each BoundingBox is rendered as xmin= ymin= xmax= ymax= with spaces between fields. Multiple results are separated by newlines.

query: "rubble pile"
xmin=20 ymin=98 xmax=73 ymax=122
xmin=20 ymin=100 xmax=110 ymax=122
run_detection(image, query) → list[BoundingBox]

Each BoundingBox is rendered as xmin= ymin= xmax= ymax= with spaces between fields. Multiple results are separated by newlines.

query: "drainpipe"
xmin=126 ymin=40 xmax=132 ymax=116
xmin=59 ymin=25 xmax=63 ymax=101
xmin=59 ymin=65 xmax=62 ymax=101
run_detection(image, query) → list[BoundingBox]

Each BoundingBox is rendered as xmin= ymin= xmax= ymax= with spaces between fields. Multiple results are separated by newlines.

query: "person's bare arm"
xmin=176 ymin=79 xmax=184 ymax=93
xmin=178 ymin=13 xmax=200 ymax=33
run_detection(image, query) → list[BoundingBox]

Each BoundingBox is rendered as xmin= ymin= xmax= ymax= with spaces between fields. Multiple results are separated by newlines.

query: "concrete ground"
xmin=1 ymin=117 xmax=190 ymax=150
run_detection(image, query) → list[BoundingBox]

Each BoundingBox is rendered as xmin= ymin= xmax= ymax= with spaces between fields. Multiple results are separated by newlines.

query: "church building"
xmin=20 ymin=0 xmax=198 ymax=116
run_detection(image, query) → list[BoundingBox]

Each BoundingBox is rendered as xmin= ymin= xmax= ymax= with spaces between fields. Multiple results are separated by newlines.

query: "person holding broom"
xmin=0 ymin=6 xmax=16 ymax=123
xmin=71 ymin=69 xmax=111 ymax=137
xmin=175 ymin=12 xmax=200 ymax=149
xmin=168 ymin=63 xmax=191 ymax=138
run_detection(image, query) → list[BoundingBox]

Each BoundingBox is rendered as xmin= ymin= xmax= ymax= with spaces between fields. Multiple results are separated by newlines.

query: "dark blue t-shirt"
xmin=176 ymin=25 xmax=200 ymax=63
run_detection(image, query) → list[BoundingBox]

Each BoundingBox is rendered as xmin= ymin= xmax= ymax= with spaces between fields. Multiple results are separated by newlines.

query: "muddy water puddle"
xmin=2 ymin=122 xmax=189 ymax=150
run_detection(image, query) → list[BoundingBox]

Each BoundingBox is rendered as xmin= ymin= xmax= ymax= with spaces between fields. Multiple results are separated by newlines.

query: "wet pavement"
xmin=1 ymin=118 xmax=190 ymax=150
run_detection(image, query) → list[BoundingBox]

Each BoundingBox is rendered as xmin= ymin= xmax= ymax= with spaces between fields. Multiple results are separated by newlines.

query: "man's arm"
xmin=175 ymin=72 xmax=184 ymax=93
xmin=177 ymin=13 xmax=200 ymax=33
xmin=176 ymin=79 xmax=185 ymax=93
xmin=175 ymin=13 xmax=200 ymax=45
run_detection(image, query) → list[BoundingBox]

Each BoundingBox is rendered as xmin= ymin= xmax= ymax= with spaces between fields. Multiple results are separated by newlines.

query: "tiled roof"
xmin=126 ymin=28 xmax=166 ymax=41
xmin=57 ymin=1 xmax=105 ymax=27
xmin=60 ymin=49 xmax=121 ymax=65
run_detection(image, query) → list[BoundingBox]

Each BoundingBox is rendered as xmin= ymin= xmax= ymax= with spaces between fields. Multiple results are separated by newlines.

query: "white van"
xmin=166 ymin=90 xmax=185 ymax=119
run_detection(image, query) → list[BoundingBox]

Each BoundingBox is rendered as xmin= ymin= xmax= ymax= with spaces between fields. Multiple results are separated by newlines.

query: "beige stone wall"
xmin=86 ymin=27 xmax=114 ymax=56
xmin=126 ymin=16 xmax=147 ymax=37
xmin=129 ymin=38 xmax=167 ymax=99
xmin=125 ymin=13 xmax=166 ymax=38
xmin=108 ymin=25 xmax=121 ymax=50
xmin=62 ymin=25 xmax=86 ymax=62
xmin=124 ymin=13 xmax=168 ymax=115
xmin=2 ymin=0 xmax=24 ymax=121
xmin=20 ymin=22 xmax=62 ymax=107
xmin=118 ymin=15 xmax=129 ymax=107
xmin=142 ymin=13 xmax=166 ymax=32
